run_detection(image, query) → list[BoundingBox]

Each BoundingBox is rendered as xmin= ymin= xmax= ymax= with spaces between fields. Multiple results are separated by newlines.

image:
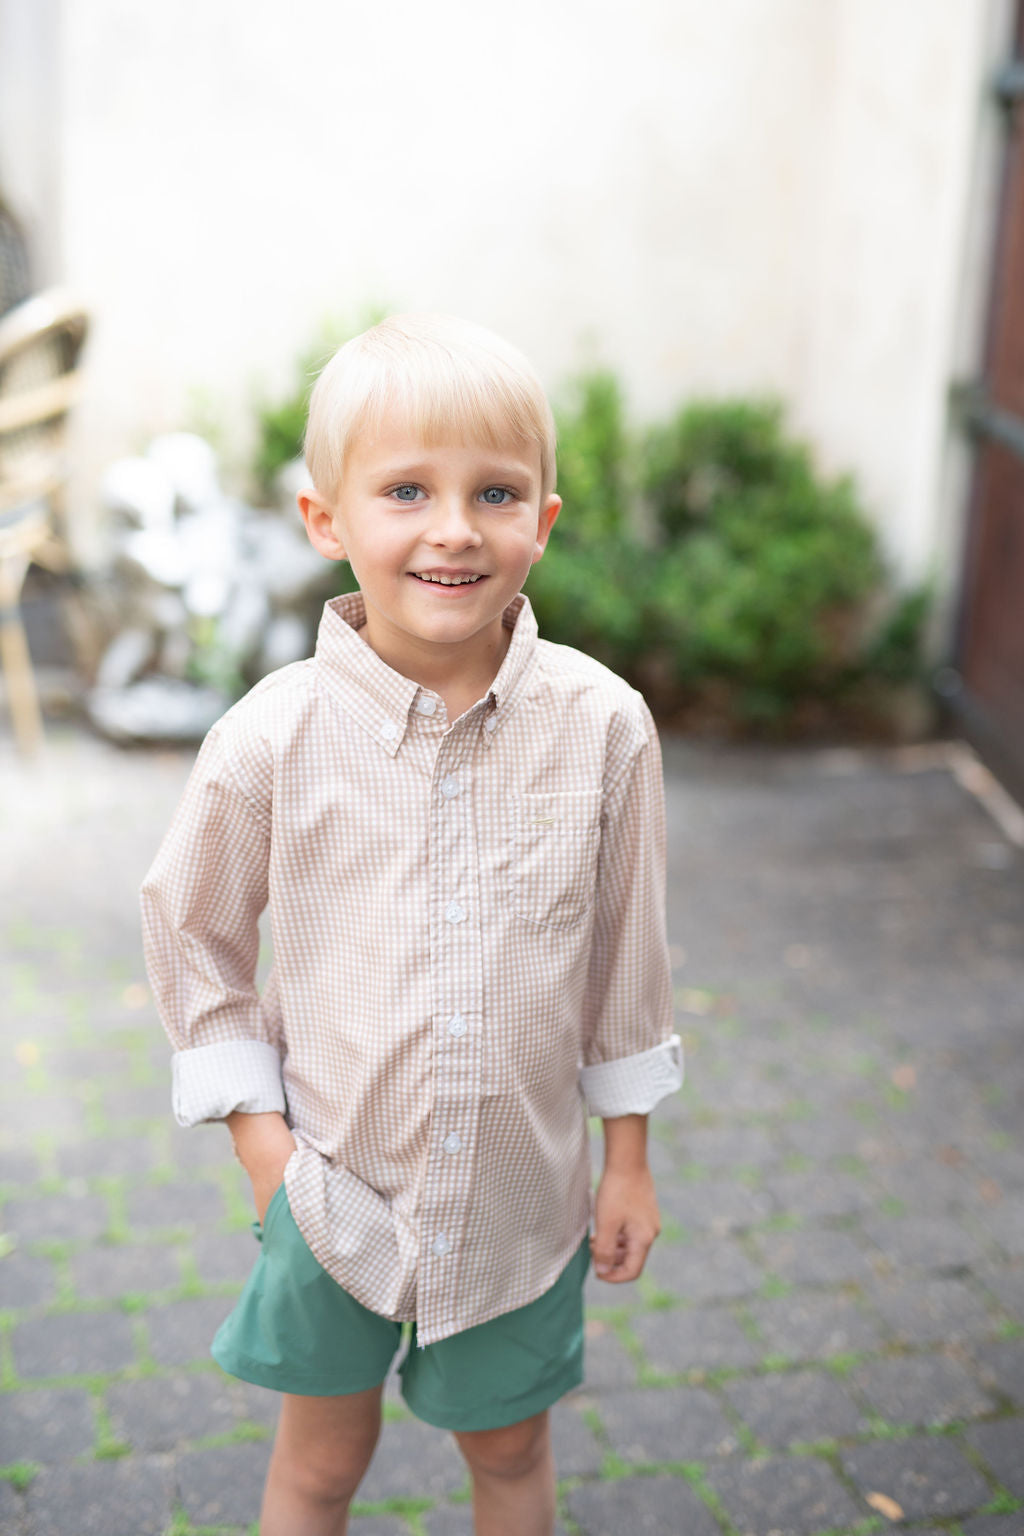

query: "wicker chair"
xmin=0 ymin=289 xmax=89 ymax=752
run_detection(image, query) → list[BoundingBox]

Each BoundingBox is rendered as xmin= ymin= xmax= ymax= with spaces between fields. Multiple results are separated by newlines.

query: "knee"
xmin=273 ymin=1426 xmax=378 ymax=1509
xmin=457 ymin=1412 xmax=550 ymax=1482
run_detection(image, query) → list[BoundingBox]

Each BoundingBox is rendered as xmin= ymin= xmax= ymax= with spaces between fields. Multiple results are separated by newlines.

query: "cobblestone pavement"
xmin=1 ymin=727 xmax=1023 ymax=1536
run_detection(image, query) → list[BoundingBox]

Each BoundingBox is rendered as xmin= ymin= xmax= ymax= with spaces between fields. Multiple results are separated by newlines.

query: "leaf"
xmin=866 ymin=1491 xmax=905 ymax=1521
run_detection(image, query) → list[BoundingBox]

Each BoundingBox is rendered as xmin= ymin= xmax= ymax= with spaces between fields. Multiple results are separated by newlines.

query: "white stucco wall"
xmin=0 ymin=0 xmax=1015 ymax=591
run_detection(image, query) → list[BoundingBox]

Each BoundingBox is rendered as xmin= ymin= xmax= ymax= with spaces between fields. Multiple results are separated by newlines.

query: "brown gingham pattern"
xmin=141 ymin=593 xmax=681 ymax=1344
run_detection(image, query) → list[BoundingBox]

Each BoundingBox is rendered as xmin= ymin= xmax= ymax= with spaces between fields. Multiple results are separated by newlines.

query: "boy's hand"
xmin=591 ymin=1114 xmax=661 ymax=1283
xmin=226 ymin=1111 xmax=296 ymax=1225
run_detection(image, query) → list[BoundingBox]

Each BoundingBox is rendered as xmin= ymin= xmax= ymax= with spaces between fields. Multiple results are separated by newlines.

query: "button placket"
xmin=420 ymin=721 xmax=483 ymax=1328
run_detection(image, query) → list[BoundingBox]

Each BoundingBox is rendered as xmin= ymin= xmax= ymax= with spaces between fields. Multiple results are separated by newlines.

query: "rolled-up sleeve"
xmin=579 ymin=711 xmax=683 ymax=1117
xmin=140 ymin=726 xmax=285 ymax=1126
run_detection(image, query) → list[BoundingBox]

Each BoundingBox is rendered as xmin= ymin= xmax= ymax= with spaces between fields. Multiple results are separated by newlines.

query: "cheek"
xmin=347 ymin=527 xmax=403 ymax=568
xmin=516 ymin=531 xmax=546 ymax=566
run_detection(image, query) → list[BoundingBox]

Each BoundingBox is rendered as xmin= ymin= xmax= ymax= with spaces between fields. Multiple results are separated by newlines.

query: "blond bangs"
xmin=304 ymin=314 xmax=556 ymax=501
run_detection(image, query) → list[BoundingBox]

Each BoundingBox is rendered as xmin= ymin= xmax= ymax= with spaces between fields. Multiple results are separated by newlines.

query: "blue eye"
xmin=481 ymin=487 xmax=512 ymax=505
xmin=392 ymin=484 xmax=421 ymax=502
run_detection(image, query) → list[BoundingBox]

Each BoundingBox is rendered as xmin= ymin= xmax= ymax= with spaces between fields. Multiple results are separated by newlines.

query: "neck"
xmin=358 ymin=617 xmax=511 ymax=718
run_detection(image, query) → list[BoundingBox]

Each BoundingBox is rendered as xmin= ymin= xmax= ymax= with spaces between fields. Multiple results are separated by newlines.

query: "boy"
xmin=141 ymin=313 xmax=682 ymax=1536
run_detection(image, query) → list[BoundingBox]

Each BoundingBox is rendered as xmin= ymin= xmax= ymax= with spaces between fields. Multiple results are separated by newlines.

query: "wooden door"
xmin=955 ymin=3 xmax=1024 ymax=793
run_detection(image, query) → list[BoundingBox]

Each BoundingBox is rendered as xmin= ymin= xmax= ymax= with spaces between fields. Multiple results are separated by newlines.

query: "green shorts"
xmin=212 ymin=1183 xmax=589 ymax=1431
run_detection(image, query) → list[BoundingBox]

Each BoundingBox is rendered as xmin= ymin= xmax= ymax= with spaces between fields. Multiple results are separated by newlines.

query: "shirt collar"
xmin=314 ymin=590 xmax=538 ymax=752
xmin=487 ymin=592 xmax=538 ymax=710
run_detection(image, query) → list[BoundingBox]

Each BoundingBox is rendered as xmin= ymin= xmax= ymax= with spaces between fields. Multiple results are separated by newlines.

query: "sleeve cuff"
xmin=171 ymin=1040 xmax=286 ymax=1127
xmin=580 ymin=1034 xmax=684 ymax=1117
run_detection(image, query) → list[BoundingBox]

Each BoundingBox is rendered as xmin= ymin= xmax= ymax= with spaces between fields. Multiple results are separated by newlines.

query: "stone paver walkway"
xmin=1 ymin=728 xmax=1022 ymax=1535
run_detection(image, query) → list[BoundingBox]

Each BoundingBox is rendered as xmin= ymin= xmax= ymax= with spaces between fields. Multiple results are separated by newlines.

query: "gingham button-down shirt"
xmin=141 ymin=592 xmax=682 ymax=1344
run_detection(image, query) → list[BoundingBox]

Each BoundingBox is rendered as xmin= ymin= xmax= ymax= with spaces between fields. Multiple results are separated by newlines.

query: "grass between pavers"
xmin=183 ymin=1424 xmax=271 ymax=1453
xmin=808 ymin=1524 xmax=882 ymax=1536
xmin=575 ymin=1369 xmax=988 ymax=1527
xmin=957 ymin=1428 xmax=1024 ymax=1508
xmin=554 ymin=1461 xmax=737 ymax=1536
xmin=756 ymin=1275 xmax=792 ymax=1300
xmin=0 ymin=1316 xmax=19 ymax=1387
xmin=679 ymin=1460 xmax=740 ymax=1536
xmin=0 ymin=1460 xmax=40 ymax=1491
xmin=0 ymin=1338 xmax=220 ymax=1393
xmin=617 ymin=1325 xmax=1024 ymax=1445
xmin=165 ymin=1512 xmax=259 ymax=1536
xmin=348 ymin=1494 xmax=438 ymax=1528
xmin=0 ymin=1365 xmax=276 ymax=1485
xmin=582 ymin=1302 xmax=652 ymax=1381
xmin=0 ymin=1155 xmax=251 ymax=1275
xmin=0 ymin=1259 xmax=235 ymax=1319
xmin=562 ymin=1452 xmax=889 ymax=1536
xmin=217 ymin=1165 xmax=260 ymax=1231
xmin=979 ymin=1491 xmax=1024 ymax=1515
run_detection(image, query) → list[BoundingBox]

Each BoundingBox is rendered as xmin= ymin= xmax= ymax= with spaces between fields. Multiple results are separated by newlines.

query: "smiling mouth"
xmin=411 ymin=572 xmax=485 ymax=586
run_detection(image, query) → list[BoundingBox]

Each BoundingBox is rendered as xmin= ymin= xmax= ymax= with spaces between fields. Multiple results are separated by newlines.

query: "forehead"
xmin=347 ymin=402 xmax=543 ymax=479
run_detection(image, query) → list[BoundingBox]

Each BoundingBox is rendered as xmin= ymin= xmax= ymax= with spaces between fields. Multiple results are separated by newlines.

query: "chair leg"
xmin=0 ymin=558 xmax=44 ymax=755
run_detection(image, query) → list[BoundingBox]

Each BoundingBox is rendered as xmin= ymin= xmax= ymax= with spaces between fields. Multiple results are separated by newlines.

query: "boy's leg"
xmin=454 ymin=1409 xmax=556 ymax=1536
xmin=260 ymin=1385 xmax=384 ymax=1536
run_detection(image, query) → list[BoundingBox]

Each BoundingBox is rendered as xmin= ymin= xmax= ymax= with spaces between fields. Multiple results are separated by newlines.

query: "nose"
xmin=425 ymin=495 xmax=483 ymax=551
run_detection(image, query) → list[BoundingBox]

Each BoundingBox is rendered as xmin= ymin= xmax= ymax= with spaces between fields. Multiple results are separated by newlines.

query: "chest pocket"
xmin=511 ymin=791 xmax=603 ymax=929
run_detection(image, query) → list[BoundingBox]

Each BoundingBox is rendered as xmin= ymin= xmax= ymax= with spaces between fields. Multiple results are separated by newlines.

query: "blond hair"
xmin=304 ymin=313 xmax=557 ymax=501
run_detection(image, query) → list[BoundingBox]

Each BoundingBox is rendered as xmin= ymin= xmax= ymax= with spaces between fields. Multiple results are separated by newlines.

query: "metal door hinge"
xmin=950 ymin=381 xmax=1024 ymax=465
xmin=994 ymin=58 xmax=1024 ymax=106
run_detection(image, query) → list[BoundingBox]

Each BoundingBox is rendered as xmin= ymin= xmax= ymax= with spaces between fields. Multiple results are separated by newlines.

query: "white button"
xmin=417 ymin=696 xmax=437 ymax=715
xmin=442 ymin=1132 xmax=462 ymax=1155
xmin=447 ymin=1013 xmax=467 ymax=1038
xmin=484 ymin=716 xmax=498 ymax=734
xmin=431 ymin=1233 xmax=451 ymax=1257
xmin=441 ymin=776 xmax=461 ymax=799
xmin=380 ymin=721 xmax=399 ymax=741
xmin=445 ymin=901 xmax=466 ymax=925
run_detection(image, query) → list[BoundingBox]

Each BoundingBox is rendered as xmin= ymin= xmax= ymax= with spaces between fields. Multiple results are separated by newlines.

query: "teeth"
xmin=416 ymin=573 xmax=482 ymax=585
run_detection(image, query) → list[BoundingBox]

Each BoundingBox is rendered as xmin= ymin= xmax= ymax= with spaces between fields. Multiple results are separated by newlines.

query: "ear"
xmin=530 ymin=494 xmax=562 ymax=565
xmin=298 ymin=488 xmax=347 ymax=562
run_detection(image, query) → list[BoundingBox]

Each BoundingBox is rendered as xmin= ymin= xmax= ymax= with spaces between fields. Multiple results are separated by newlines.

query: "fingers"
xmin=589 ymin=1227 xmax=624 ymax=1281
xmin=590 ymin=1221 xmax=651 ymax=1283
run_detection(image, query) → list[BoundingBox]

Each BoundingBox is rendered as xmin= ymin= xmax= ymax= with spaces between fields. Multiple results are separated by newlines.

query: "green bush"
xmin=528 ymin=386 xmax=929 ymax=732
xmin=525 ymin=372 xmax=648 ymax=670
xmin=642 ymin=401 xmax=883 ymax=718
xmin=550 ymin=370 xmax=632 ymax=544
xmin=254 ymin=389 xmax=311 ymax=498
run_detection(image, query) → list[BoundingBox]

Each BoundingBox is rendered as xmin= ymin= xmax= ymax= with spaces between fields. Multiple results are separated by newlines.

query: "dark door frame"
xmin=946 ymin=0 xmax=1024 ymax=802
